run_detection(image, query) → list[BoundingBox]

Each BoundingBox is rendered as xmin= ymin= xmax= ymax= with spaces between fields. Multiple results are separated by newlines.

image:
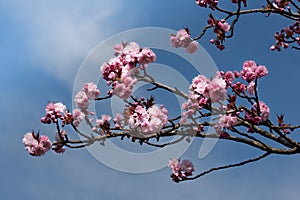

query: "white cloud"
xmin=5 ymin=0 xmax=125 ymax=87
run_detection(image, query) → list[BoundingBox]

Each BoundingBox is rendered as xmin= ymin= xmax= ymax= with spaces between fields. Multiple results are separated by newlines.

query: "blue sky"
xmin=1 ymin=1 xmax=300 ymax=199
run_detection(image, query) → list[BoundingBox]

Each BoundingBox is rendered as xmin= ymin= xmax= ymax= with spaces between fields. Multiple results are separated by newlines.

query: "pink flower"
xmin=195 ymin=0 xmax=218 ymax=9
xmin=113 ymin=113 xmax=124 ymax=129
xmin=74 ymin=90 xmax=89 ymax=109
xmin=136 ymin=48 xmax=156 ymax=66
xmin=190 ymin=75 xmax=210 ymax=95
xmin=83 ymin=82 xmax=100 ymax=100
xmin=22 ymin=131 xmax=52 ymax=156
xmin=122 ymin=42 xmax=141 ymax=57
xmin=255 ymin=65 xmax=268 ymax=78
xmin=224 ymin=71 xmax=234 ymax=84
xmin=240 ymin=60 xmax=268 ymax=82
xmin=41 ymin=102 xmax=67 ymax=124
xmin=205 ymin=75 xmax=227 ymax=102
xmin=73 ymin=109 xmax=85 ymax=127
xmin=170 ymin=29 xmax=191 ymax=48
xmin=215 ymin=114 xmax=237 ymax=133
xmin=126 ymin=101 xmax=168 ymax=134
xmin=180 ymin=160 xmax=195 ymax=176
xmin=240 ymin=60 xmax=257 ymax=82
xmin=218 ymin=20 xmax=231 ymax=32
xmin=168 ymin=158 xmax=195 ymax=182
xmin=113 ymin=80 xmax=135 ymax=100
xmin=185 ymin=41 xmax=199 ymax=53
xmin=245 ymin=101 xmax=270 ymax=126
xmin=170 ymin=29 xmax=199 ymax=53
xmin=254 ymin=101 xmax=270 ymax=122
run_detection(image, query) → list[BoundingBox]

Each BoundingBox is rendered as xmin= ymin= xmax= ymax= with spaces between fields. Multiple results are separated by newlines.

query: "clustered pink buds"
xmin=270 ymin=22 xmax=300 ymax=51
xmin=207 ymin=14 xmax=231 ymax=50
xmin=168 ymin=158 xmax=195 ymax=182
xmin=101 ymin=42 xmax=156 ymax=99
xmin=195 ymin=0 xmax=218 ymax=10
xmin=41 ymin=102 xmax=71 ymax=125
xmin=170 ymin=29 xmax=199 ymax=53
xmin=22 ymin=131 xmax=52 ymax=156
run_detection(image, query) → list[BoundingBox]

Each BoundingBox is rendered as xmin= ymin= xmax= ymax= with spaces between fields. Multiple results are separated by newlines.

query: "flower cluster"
xmin=123 ymin=97 xmax=168 ymax=134
xmin=270 ymin=22 xmax=300 ymax=51
xmin=168 ymin=158 xmax=195 ymax=182
xmin=182 ymin=60 xmax=269 ymax=135
xmin=22 ymin=131 xmax=52 ymax=156
xmin=74 ymin=82 xmax=100 ymax=110
xmin=41 ymin=102 xmax=73 ymax=126
xmin=101 ymin=42 xmax=156 ymax=99
xmin=181 ymin=73 xmax=227 ymax=121
xmin=170 ymin=29 xmax=199 ymax=53
xmin=207 ymin=14 xmax=231 ymax=50
xmin=240 ymin=60 xmax=268 ymax=83
xmin=245 ymin=101 xmax=270 ymax=128
xmin=92 ymin=114 xmax=112 ymax=135
xmin=214 ymin=114 xmax=238 ymax=134
xmin=72 ymin=109 xmax=85 ymax=127
xmin=195 ymin=0 xmax=218 ymax=10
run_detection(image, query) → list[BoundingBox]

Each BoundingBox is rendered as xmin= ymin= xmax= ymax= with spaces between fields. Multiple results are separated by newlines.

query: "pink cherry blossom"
xmin=168 ymin=158 xmax=195 ymax=182
xmin=218 ymin=20 xmax=231 ymax=32
xmin=195 ymin=0 xmax=218 ymax=9
xmin=205 ymin=75 xmax=227 ymax=102
xmin=83 ymin=82 xmax=100 ymax=100
xmin=126 ymin=100 xmax=168 ymax=134
xmin=254 ymin=101 xmax=270 ymax=122
xmin=41 ymin=102 xmax=67 ymax=124
xmin=101 ymin=42 xmax=157 ymax=99
xmin=190 ymin=74 xmax=210 ymax=95
xmin=73 ymin=109 xmax=85 ymax=127
xmin=170 ymin=29 xmax=191 ymax=48
xmin=113 ymin=113 xmax=124 ymax=129
xmin=136 ymin=47 xmax=156 ymax=67
xmin=245 ymin=101 xmax=270 ymax=126
xmin=122 ymin=42 xmax=141 ymax=57
xmin=215 ymin=114 xmax=237 ymax=133
xmin=185 ymin=40 xmax=199 ymax=53
xmin=22 ymin=132 xmax=52 ymax=156
xmin=74 ymin=90 xmax=89 ymax=109
xmin=240 ymin=60 xmax=268 ymax=82
xmin=170 ymin=29 xmax=199 ymax=53
xmin=180 ymin=160 xmax=195 ymax=177
xmin=224 ymin=71 xmax=235 ymax=85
